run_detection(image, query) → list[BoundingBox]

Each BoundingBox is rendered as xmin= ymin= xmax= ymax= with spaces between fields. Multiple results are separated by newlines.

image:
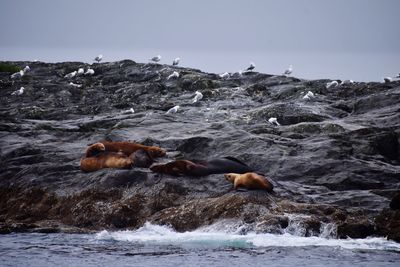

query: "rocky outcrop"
xmin=0 ymin=60 xmax=399 ymax=241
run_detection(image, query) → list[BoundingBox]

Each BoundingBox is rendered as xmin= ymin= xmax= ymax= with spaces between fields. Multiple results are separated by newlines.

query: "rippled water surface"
xmin=1 ymin=223 xmax=399 ymax=267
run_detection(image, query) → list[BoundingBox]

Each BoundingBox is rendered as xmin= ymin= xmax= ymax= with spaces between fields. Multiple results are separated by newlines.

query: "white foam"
xmin=94 ymin=222 xmax=400 ymax=251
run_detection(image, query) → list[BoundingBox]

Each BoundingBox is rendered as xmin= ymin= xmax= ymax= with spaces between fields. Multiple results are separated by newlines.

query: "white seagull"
xmin=173 ymin=57 xmax=180 ymax=66
xmin=94 ymin=54 xmax=103 ymax=63
xmin=340 ymin=80 xmax=354 ymax=86
xmin=23 ymin=66 xmax=30 ymax=73
xmin=303 ymin=91 xmax=315 ymax=100
xmin=166 ymin=105 xmax=180 ymax=114
xmin=11 ymin=87 xmax=25 ymax=96
xmin=326 ymin=81 xmax=339 ymax=89
xmin=283 ymin=65 xmax=293 ymax=76
xmin=246 ymin=62 xmax=255 ymax=71
xmin=69 ymin=82 xmax=82 ymax=88
xmin=126 ymin=108 xmax=135 ymax=114
xmin=85 ymin=68 xmax=95 ymax=75
xmin=64 ymin=71 xmax=77 ymax=78
xmin=151 ymin=55 xmax=161 ymax=63
xmin=219 ymin=72 xmax=230 ymax=79
xmin=77 ymin=68 xmax=85 ymax=75
xmin=10 ymin=70 xmax=25 ymax=79
xmin=192 ymin=91 xmax=203 ymax=103
xmin=167 ymin=71 xmax=179 ymax=80
xmin=383 ymin=77 xmax=392 ymax=83
xmin=268 ymin=117 xmax=281 ymax=126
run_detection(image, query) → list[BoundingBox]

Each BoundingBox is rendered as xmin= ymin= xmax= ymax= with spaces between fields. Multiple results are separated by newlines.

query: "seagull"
xmin=10 ymin=70 xmax=25 ymax=79
xmin=11 ymin=87 xmax=24 ymax=96
xmin=77 ymin=68 xmax=85 ymax=75
xmin=283 ymin=65 xmax=293 ymax=76
xmin=94 ymin=54 xmax=103 ymax=63
xmin=151 ymin=55 xmax=161 ymax=63
xmin=64 ymin=71 xmax=77 ymax=78
xmin=246 ymin=62 xmax=255 ymax=71
xmin=192 ymin=91 xmax=203 ymax=103
xmin=167 ymin=71 xmax=179 ymax=80
xmin=268 ymin=117 xmax=281 ymax=126
xmin=85 ymin=68 xmax=95 ymax=75
xmin=126 ymin=108 xmax=135 ymax=114
xmin=383 ymin=77 xmax=392 ymax=83
xmin=340 ymin=79 xmax=354 ymax=86
xmin=69 ymin=82 xmax=82 ymax=88
xmin=303 ymin=91 xmax=315 ymax=100
xmin=219 ymin=72 xmax=230 ymax=79
xmin=173 ymin=57 xmax=180 ymax=66
xmin=326 ymin=81 xmax=339 ymax=89
xmin=166 ymin=105 xmax=180 ymax=114
xmin=23 ymin=66 xmax=30 ymax=73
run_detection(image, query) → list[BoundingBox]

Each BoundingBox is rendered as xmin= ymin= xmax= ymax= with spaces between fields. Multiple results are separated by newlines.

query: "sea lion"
xmin=224 ymin=172 xmax=274 ymax=192
xmin=80 ymin=152 xmax=134 ymax=172
xmin=149 ymin=157 xmax=253 ymax=177
xmin=81 ymin=145 xmax=156 ymax=172
xmin=100 ymin=141 xmax=166 ymax=158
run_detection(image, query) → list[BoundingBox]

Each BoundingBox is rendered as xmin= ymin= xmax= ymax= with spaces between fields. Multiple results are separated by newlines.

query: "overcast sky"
xmin=1 ymin=0 xmax=399 ymax=80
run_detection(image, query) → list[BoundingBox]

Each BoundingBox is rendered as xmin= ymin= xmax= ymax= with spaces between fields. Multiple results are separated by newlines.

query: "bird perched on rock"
xmin=94 ymin=54 xmax=103 ymax=63
xmin=64 ymin=71 xmax=77 ymax=78
xmin=151 ymin=55 xmax=161 ymax=63
xmin=246 ymin=62 xmax=255 ymax=71
xmin=340 ymin=80 xmax=354 ymax=86
xmin=77 ymin=68 xmax=85 ymax=75
xmin=283 ymin=65 xmax=293 ymax=76
xmin=167 ymin=71 xmax=179 ymax=80
xmin=85 ymin=68 xmax=95 ymax=75
xmin=383 ymin=77 xmax=392 ymax=83
xmin=219 ymin=72 xmax=230 ymax=79
xmin=166 ymin=105 xmax=180 ymax=114
xmin=11 ymin=87 xmax=24 ymax=96
xmin=192 ymin=91 xmax=203 ymax=103
xmin=326 ymin=81 xmax=339 ymax=89
xmin=23 ymin=66 xmax=30 ymax=73
xmin=268 ymin=117 xmax=281 ymax=126
xmin=173 ymin=57 xmax=180 ymax=66
xmin=303 ymin=91 xmax=315 ymax=100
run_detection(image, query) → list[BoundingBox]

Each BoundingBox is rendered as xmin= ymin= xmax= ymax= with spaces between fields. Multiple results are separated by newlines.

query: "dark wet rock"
xmin=1 ymin=60 xmax=400 ymax=241
xmin=375 ymin=209 xmax=400 ymax=242
xmin=390 ymin=192 xmax=400 ymax=210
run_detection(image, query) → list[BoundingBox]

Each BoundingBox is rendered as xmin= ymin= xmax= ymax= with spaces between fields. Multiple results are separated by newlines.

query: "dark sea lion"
xmin=224 ymin=172 xmax=274 ymax=192
xmin=149 ymin=157 xmax=253 ymax=177
xmin=131 ymin=149 xmax=154 ymax=168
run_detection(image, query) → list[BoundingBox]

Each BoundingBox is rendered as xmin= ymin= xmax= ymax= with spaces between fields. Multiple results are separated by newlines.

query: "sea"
xmin=1 ymin=222 xmax=399 ymax=267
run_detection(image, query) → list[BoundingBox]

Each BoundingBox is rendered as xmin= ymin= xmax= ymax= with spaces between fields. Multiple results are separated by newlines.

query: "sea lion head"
xmin=224 ymin=173 xmax=237 ymax=183
xmin=131 ymin=149 xmax=154 ymax=168
xmin=147 ymin=147 xmax=167 ymax=158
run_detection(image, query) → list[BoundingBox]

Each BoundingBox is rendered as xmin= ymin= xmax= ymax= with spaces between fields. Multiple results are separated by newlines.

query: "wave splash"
xmin=95 ymin=221 xmax=400 ymax=251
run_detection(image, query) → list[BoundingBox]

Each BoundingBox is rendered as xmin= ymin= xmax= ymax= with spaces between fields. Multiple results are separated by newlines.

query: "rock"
xmin=0 ymin=60 xmax=399 ymax=241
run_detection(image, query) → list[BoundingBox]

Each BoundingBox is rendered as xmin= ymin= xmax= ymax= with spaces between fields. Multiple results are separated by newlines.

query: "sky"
xmin=1 ymin=0 xmax=399 ymax=81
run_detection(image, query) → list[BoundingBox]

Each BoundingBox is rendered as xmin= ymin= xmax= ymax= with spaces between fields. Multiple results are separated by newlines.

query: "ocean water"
xmin=1 ymin=222 xmax=399 ymax=267
xmin=0 ymin=46 xmax=399 ymax=82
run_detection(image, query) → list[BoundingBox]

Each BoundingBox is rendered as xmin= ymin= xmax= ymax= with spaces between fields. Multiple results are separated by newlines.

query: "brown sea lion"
xmin=81 ymin=144 xmax=156 ymax=172
xmin=80 ymin=152 xmax=134 ymax=172
xmin=149 ymin=157 xmax=253 ymax=177
xmin=101 ymin=141 xmax=166 ymax=158
xmin=224 ymin=172 xmax=274 ymax=192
